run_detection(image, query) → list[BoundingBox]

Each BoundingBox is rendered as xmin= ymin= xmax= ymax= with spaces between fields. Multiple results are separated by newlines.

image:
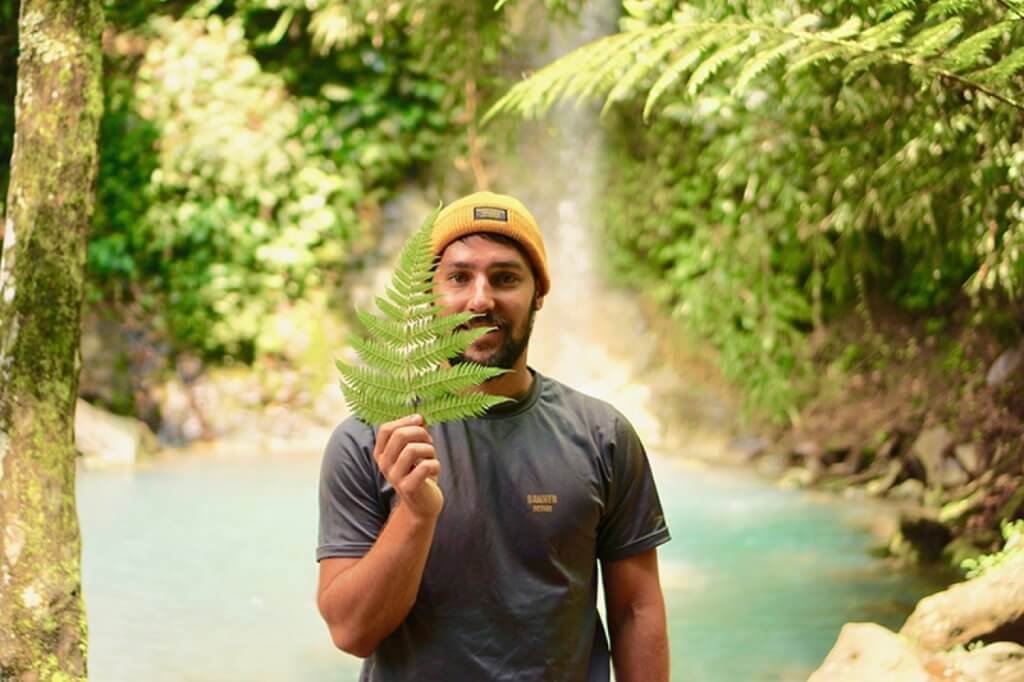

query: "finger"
xmin=373 ymin=414 xmax=424 ymax=460
xmin=378 ymin=425 xmax=432 ymax=474
xmin=374 ymin=419 xmax=429 ymax=469
xmin=400 ymin=459 xmax=441 ymax=497
xmin=389 ymin=442 xmax=436 ymax=482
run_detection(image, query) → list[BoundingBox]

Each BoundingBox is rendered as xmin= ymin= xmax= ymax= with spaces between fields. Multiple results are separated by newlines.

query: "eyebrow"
xmin=444 ymin=260 xmax=527 ymax=271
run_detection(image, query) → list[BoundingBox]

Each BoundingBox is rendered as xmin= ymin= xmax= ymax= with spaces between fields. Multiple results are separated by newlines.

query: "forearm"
xmin=609 ymin=603 xmax=670 ymax=682
xmin=319 ymin=503 xmax=438 ymax=655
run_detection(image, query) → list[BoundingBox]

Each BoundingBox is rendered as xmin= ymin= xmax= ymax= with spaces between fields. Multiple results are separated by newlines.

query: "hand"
xmin=373 ymin=414 xmax=443 ymax=521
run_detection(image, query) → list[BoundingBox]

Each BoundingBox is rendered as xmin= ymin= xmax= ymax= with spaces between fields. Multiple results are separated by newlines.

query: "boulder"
xmin=946 ymin=642 xmax=1024 ymax=682
xmin=987 ymin=340 xmax=1024 ymax=388
xmin=954 ymin=443 xmax=983 ymax=476
xmin=901 ymin=551 xmax=1024 ymax=651
xmin=807 ymin=623 xmax=933 ymax=681
xmin=941 ymin=457 xmax=969 ymax=489
xmin=809 ymin=623 xmax=1024 ymax=682
xmin=75 ymin=399 xmax=158 ymax=468
xmin=911 ymin=426 xmax=954 ymax=487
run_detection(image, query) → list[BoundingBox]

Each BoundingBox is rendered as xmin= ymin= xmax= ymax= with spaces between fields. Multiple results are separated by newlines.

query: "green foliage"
xmin=336 ymin=207 xmax=511 ymax=425
xmin=960 ymin=519 xmax=1024 ymax=578
xmin=488 ymin=2 xmax=1024 ymax=121
xmin=492 ymin=0 xmax=1024 ymax=420
xmin=86 ymin=3 xmax=459 ymax=358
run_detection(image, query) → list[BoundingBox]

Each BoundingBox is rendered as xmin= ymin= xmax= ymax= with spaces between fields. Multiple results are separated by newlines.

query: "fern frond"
xmin=970 ymin=44 xmax=1024 ymax=86
xmin=487 ymin=8 xmax=1024 ymax=125
xmin=881 ymin=0 xmax=917 ymax=19
xmin=602 ymin=23 xmax=697 ymax=116
xmin=941 ymin=21 xmax=1013 ymax=71
xmin=906 ymin=16 xmax=963 ymax=57
xmin=787 ymin=42 xmax=851 ymax=75
xmin=858 ymin=10 xmax=915 ymax=49
xmin=925 ymin=0 xmax=978 ymax=21
xmin=336 ymin=206 xmax=512 ymax=425
xmin=643 ymin=25 xmax=736 ymax=119
xmin=733 ymin=37 xmax=802 ymax=95
xmin=688 ymin=34 xmax=758 ymax=95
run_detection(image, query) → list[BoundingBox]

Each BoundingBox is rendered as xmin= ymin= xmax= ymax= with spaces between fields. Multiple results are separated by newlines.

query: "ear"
xmin=533 ymin=294 xmax=545 ymax=312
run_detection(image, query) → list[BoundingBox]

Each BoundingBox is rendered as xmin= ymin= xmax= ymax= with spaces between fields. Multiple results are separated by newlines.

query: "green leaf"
xmin=336 ymin=206 xmax=513 ymax=425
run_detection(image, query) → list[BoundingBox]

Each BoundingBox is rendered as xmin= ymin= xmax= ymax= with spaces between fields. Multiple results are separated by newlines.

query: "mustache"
xmin=458 ymin=314 xmax=508 ymax=331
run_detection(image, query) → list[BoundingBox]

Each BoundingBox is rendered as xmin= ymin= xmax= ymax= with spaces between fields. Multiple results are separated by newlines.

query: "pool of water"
xmin=78 ymin=450 xmax=941 ymax=681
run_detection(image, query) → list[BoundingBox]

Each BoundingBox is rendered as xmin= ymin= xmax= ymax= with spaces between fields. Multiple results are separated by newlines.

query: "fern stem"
xmin=993 ymin=0 xmax=1024 ymax=23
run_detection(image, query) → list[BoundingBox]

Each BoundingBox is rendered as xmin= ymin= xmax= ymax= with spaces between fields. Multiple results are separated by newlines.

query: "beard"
xmin=451 ymin=303 xmax=537 ymax=372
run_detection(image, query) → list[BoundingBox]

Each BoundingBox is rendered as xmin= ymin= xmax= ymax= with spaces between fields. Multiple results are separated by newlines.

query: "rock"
xmin=867 ymin=459 xmax=903 ymax=496
xmin=778 ymin=466 xmax=814 ymax=489
xmin=810 ymin=623 xmax=1024 ymax=682
xmin=75 ymin=399 xmax=158 ymax=468
xmin=792 ymin=439 xmax=823 ymax=461
xmin=941 ymin=457 xmax=969 ymax=489
xmin=901 ymin=551 xmax=1024 ymax=650
xmin=807 ymin=622 xmax=933 ymax=681
xmin=911 ymin=425 xmax=954 ymax=487
xmin=947 ymin=642 xmax=1024 ymax=682
xmin=954 ymin=443 xmax=983 ymax=476
xmin=890 ymin=478 xmax=925 ymax=503
xmin=898 ymin=514 xmax=952 ymax=563
xmin=987 ymin=340 xmax=1024 ymax=387
xmin=756 ymin=451 xmax=790 ymax=477
xmin=728 ymin=435 xmax=770 ymax=461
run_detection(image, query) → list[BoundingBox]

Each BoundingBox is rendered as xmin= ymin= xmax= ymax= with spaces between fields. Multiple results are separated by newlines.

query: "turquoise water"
xmin=78 ymin=451 xmax=940 ymax=681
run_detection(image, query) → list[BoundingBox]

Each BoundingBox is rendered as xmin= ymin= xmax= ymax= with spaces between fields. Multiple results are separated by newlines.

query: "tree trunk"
xmin=0 ymin=1 xmax=104 ymax=679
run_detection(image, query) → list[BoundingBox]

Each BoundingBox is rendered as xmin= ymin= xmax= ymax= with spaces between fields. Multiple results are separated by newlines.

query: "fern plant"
xmin=484 ymin=1 xmax=1024 ymax=122
xmin=336 ymin=206 xmax=512 ymax=425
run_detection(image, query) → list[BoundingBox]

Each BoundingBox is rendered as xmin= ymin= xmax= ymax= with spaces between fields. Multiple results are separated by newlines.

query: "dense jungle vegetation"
xmin=0 ymin=0 xmax=573 ymax=367
xmin=2 ymin=0 xmax=1022 ymax=436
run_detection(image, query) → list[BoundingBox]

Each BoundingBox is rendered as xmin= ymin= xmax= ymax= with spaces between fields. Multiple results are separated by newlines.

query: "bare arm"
xmin=602 ymin=548 xmax=669 ymax=682
xmin=316 ymin=414 xmax=443 ymax=657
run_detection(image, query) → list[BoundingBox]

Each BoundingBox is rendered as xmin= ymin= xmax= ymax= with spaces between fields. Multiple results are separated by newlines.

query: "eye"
xmin=494 ymin=272 xmax=521 ymax=287
xmin=447 ymin=271 xmax=470 ymax=284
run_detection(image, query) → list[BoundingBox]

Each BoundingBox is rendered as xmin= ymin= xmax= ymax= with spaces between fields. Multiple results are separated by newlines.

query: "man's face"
xmin=434 ymin=234 xmax=544 ymax=370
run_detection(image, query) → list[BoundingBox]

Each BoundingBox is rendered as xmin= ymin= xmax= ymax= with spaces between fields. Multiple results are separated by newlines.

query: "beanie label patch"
xmin=473 ymin=207 xmax=508 ymax=222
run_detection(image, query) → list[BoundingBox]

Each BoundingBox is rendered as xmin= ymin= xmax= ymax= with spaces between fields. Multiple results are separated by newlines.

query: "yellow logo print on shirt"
xmin=527 ymin=494 xmax=558 ymax=513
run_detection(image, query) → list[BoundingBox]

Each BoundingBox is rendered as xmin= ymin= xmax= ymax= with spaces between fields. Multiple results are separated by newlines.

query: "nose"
xmin=466 ymin=276 xmax=495 ymax=314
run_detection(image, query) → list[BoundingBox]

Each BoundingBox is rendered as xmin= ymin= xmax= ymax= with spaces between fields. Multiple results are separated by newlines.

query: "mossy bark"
xmin=0 ymin=1 xmax=104 ymax=680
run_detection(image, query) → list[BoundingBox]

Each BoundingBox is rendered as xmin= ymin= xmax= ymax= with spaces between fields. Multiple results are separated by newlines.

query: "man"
xmin=316 ymin=191 xmax=671 ymax=681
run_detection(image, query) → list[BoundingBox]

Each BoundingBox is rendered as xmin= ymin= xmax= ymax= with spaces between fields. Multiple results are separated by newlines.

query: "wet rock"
xmin=75 ymin=399 xmax=158 ymax=468
xmin=955 ymin=443 xmax=983 ymax=476
xmin=901 ymin=551 xmax=1024 ymax=650
xmin=987 ymin=340 xmax=1024 ymax=387
xmin=890 ymin=478 xmax=925 ymax=503
xmin=910 ymin=425 xmax=954 ymax=487
xmin=898 ymin=514 xmax=952 ymax=563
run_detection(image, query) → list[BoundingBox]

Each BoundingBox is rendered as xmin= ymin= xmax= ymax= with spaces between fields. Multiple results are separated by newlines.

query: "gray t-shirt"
xmin=317 ymin=370 xmax=671 ymax=681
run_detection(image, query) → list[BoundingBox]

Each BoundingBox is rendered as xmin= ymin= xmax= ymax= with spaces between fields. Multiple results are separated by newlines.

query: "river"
xmin=78 ymin=447 xmax=940 ymax=681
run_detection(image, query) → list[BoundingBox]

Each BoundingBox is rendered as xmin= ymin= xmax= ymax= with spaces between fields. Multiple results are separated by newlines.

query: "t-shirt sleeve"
xmin=596 ymin=413 xmax=671 ymax=562
xmin=316 ymin=417 xmax=389 ymax=562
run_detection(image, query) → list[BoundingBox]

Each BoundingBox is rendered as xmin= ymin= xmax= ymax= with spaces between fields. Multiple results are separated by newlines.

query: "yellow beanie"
xmin=431 ymin=191 xmax=551 ymax=296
